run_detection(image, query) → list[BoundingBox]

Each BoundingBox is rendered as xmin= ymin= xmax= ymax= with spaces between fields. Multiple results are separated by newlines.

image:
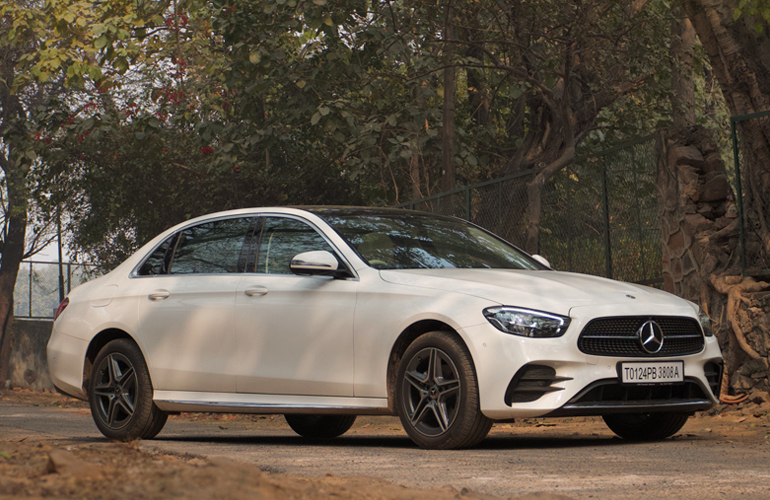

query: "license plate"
xmin=620 ymin=361 xmax=684 ymax=384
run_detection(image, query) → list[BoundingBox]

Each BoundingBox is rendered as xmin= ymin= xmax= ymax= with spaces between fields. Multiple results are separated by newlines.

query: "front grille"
xmin=578 ymin=316 xmax=704 ymax=357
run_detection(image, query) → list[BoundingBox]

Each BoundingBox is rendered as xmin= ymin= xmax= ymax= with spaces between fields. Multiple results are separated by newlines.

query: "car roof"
xmin=299 ymin=206 xmax=459 ymax=221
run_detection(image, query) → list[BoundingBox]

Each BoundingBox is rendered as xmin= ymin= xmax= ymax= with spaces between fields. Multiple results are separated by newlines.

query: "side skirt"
xmin=153 ymin=391 xmax=392 ymax=415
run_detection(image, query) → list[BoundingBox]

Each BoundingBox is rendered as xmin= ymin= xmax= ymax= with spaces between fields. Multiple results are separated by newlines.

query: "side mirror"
xmin=290 ymin=251 xmax=352 ymax=278
xmin=532 ymin=254 xmax=551 ymax=269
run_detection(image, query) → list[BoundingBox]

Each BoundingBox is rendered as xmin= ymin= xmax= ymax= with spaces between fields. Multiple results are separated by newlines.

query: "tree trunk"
xmin=0 ymin=37 xmax=30 ymax=386
xmin=524 ymin=145 xmax=576 ymax=254
xmin=0 ymin=166 xmax=29 ymax=386
xmin=677 ymin=0 xmax=770 ymax=398
xmin=684 ymin=0 xmax=770 ymax=266
xmin=671 ymin=10 xmax=696 ymax=129
xmin=657 ymin=126 xmax=770 ymax=399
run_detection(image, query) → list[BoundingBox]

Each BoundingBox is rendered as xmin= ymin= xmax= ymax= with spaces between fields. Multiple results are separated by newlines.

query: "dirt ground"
xmin=3 ymin=388 xmax=770 ymax=500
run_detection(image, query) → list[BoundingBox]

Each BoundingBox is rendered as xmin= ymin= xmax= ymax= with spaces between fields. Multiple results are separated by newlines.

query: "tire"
xmin=395 ymin=331 xmax=492 ymax=449
xmin=284 ymin=414 xmax=357 ymax=439
xmin=89 ymin=339 xmax=168 ymax=441
xmin=603 ymin=412 xmax=689 ymax=441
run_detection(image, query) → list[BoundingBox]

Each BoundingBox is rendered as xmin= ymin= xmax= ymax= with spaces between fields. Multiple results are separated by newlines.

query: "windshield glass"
xmin=321 ymin=213 xmax=542 ymax=270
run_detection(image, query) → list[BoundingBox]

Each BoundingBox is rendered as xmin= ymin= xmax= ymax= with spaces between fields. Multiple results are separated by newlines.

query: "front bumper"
xmin=464 ymin=312 xmax=723 ymax=420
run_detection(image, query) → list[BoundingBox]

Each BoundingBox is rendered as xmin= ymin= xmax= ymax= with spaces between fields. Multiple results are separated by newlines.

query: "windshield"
xmin=321 ymin=213 xmax=543 ymax=270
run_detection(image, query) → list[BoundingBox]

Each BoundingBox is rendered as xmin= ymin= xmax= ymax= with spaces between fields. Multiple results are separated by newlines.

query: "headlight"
xmin=698 ymin=310 xmax=713 ymax=337
xmin=483 ymin=306 xmax=571 ymax=338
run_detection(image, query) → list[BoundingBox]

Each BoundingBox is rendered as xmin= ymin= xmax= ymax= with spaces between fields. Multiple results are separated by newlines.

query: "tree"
xmin=656 ymin=0 xmax=770 ymax=399
xmin=390 ymin=0 xmax=673 ymax=251
xmin=1 ymin=0 xmax=49 ymax=383
xmin=26 ymin=1 xmax=677 ymax=265
xmin=0 ymin=0 xmax=175 ymax=382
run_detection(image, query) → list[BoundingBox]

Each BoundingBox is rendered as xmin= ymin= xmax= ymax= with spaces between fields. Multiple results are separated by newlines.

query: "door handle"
xmin=244 ymin=286 xmax=268 ymax=297
xmin=148 ymin=290 xmax=170 ymax=301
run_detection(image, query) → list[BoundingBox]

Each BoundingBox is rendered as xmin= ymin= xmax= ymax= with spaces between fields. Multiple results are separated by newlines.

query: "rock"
xmin=750 ymin=390 xmax=770 ymax=404
xmin=668 ymin=231 xmax=686 ymax=253
xmin=512 ymin=493 xmax=577 ymax=500
xmin=678 ymin=164 xmax=700 ymax=201
xmin=699 ymin=174 xmax=730 ymax=202
xmin=670 ymin=145 xmax=705 ymax=168
xmin=714 ymin=216 xmax=733 ymax=230
xmin=684 ymin=213 xmax=712 ymax=233
xmin=702 ymin=152 xmax=725 ymax=174
xmin=46 ymin=450 xmax=104 ymax=478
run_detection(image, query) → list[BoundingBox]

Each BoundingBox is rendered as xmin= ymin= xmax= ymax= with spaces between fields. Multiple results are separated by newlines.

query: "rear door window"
xmin=169 ymin=217 xmax=256 ymax=274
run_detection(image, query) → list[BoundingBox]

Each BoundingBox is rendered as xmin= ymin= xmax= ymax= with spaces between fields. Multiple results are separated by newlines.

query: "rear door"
xmin=135 ymin=216 xmax=256 ymax=393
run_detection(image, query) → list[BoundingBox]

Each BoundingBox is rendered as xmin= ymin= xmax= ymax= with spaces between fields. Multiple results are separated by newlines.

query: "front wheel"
xmin=284 ymin=414 xmax=357 ymax=438
xmin=395 ymin=331 xmax=492 ymax=449
xmin=89 ymin=339 xmax=168 ymax=441
xmin=603 ymin=412 xmax=689 ymax=441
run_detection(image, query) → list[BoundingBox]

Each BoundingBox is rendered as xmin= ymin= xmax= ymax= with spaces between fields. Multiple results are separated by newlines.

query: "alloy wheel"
xmin=401 ymin=346 xmax=462 ymax=437
xmin=92 ymin=352 xmax=138 ymax=430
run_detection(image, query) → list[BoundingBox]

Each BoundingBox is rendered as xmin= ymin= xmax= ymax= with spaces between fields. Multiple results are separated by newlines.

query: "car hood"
xmin=378 ymin=269 xmax=695 ymax=317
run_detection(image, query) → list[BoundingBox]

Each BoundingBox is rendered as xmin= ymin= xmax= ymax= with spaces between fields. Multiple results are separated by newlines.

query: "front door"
xmin=235 ymin=216 xmax=357 ymax=396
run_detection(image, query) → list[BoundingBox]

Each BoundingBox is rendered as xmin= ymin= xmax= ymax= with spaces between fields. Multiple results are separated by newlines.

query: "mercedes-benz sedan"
xmin=47 ymin=207 xmax=723 ymax=449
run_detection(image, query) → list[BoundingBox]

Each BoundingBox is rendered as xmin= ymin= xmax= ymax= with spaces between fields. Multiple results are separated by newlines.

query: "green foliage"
xmin=3 ymin=0 xmax=169 ymax=89
xmin=734 ymin=0 xmax=770 ymax=32
xmin=4 ymin=0 xmax=730 ymax=268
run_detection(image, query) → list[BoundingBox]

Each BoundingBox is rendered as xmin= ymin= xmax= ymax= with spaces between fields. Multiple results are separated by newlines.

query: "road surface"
xmin=2 ymin=400 xmax=770 ymax=499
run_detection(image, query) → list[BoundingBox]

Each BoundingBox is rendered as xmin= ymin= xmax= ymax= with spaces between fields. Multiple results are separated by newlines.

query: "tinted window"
xmin=323 ymin=214 xmax=541 ymax=270
xmin=138 ymin=235 xmax=178 ymax=275
xmin=169 ymin=218 xmax=255 ymax=274
xmin=257 ymin=217 xmax=335 ymax=274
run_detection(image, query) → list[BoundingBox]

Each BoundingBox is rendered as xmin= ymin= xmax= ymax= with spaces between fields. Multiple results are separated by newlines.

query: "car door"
xmin=134 ymin=216 xmax=257 ymax=393
xmin=235 ymin=215 xmax=357 ymax=396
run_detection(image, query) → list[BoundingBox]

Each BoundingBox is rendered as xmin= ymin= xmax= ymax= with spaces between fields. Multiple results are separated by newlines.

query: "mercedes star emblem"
xmin=637 ymin=320 xmax=664 ymax=354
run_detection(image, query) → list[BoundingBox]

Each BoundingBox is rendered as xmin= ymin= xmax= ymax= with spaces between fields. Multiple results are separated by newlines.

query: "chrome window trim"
xmin=129 ymin=211 xmax=359 ymax=281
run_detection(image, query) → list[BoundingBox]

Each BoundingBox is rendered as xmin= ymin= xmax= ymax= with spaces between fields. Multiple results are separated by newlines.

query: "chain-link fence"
xmin=731 ymin=110 xmax=770 ymax=275
xmin=13 ymin=261 xmax=99 ymax=319
xmin=400 ymin=135 xmax=661 ymax=285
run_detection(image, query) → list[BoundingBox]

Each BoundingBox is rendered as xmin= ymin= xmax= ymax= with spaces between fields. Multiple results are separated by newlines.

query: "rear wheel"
xmin=284 ymin=414 xmax=357 ymax=439
xmin=395 ymin=331 xmax=492 ymax=449
xmin=603 ymin=412 xmax=689 ymax=440
xmin=89 ymin=339 xmax=168 ymax=441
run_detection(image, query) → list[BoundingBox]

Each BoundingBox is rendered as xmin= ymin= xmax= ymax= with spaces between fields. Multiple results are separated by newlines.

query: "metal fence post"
xmin=394 ymin=136 xmax=664 ymax=285
xmin=28 ymin=262 xmax=33 ymax=317
xmin=497 ymin=181 xmax=503 ymax=234
xmin=730 ymin=117 xmax=746 ymax=276
xmin=601 ymin=160 xmax=614 ymax=279
xmin=465 ymin=185 xmax=471 ymax=220
xmin=631 ymin=146 xmax=648 ymax=280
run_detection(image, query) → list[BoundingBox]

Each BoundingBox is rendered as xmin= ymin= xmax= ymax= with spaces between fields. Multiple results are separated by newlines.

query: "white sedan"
xmin=47 ymin=207 xmax=723 ymax=449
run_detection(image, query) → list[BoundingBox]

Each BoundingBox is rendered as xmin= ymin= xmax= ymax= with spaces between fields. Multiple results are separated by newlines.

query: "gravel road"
xmin=2 ymin=398 xmax=770 ymax=499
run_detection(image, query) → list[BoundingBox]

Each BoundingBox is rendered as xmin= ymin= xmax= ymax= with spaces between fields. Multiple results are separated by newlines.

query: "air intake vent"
xmin=704 ymin=361 xmax=723 ymax=398
xmin=505 ymin=364 xmax=571 ymax=405
xmin=547 ymin=378 xmax=714 ymax=417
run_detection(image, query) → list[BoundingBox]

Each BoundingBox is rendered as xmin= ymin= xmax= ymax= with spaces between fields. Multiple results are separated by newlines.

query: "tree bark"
xmin=0 ymin=27 xmax=30 ymax=385
xmin=671 ymin=9 xmax=697 ymax=129
xmin=684 ymin=0 xmax=770 ymax=265
xmin=676 ymin=0 xmax=770 ymax=398
xmin=0 ymin=148 xmax=29 ymax=387
xmin=658 ymin=123 xmax=770 ymax=398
